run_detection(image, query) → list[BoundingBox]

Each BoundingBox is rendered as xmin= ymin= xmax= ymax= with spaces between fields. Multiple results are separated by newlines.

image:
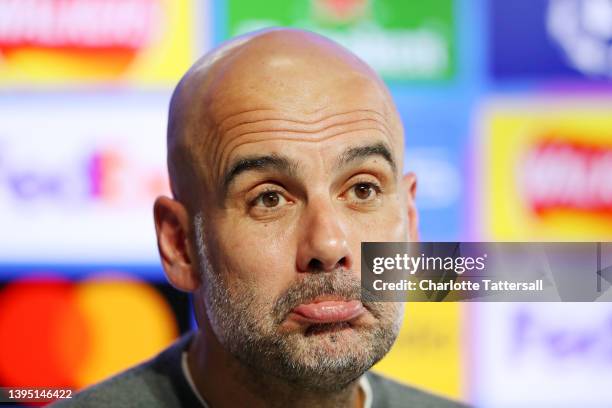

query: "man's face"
xmin=190 ymin=51 xmax=412 ymax=390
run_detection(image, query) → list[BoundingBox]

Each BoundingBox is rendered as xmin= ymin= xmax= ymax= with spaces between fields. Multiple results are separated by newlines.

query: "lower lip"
xmin=290 ymin=300 xmax=365 ymax=324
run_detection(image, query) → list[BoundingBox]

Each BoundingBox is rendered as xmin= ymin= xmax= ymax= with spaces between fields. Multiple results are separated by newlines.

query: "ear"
xmin=153 ymin=196 xmax=201 ymax=292
xmin=402 ymin=172 xmax=419 ymax=241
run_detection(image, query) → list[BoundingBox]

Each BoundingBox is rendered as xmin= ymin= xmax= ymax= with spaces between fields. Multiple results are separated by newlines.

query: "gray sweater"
xmin=50 ymin=332 xmax=468 ymax=408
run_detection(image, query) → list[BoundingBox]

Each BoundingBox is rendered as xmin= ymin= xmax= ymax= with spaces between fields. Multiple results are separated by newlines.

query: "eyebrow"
xmin=336 ymin=142 xmax=396 ymax=173
xmin=222 ymin=142 xmax=396 ymax=195
xmin=223 ymin=154 xmax=298 ymax=192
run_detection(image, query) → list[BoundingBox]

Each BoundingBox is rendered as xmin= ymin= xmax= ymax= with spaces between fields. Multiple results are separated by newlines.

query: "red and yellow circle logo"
xmin=0 ymin=276 xmax=179 ymax=388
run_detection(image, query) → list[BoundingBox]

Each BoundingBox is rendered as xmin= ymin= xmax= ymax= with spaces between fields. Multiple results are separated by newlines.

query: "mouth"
xmin=288 ymin=297 xmax=366 ymax=325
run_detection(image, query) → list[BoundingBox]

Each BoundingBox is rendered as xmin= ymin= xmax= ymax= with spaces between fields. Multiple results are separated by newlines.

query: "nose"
xmin=296 ymin=199 xmax=353 ymax=273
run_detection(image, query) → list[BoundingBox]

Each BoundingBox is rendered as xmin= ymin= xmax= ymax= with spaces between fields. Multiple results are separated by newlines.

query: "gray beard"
xmin=194 ymin=212 xmax=402 ymax=392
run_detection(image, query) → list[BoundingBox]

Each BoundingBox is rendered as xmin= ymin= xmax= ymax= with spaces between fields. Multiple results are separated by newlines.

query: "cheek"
xmin=381 ymin=196 xmax=409 ymax=239
xmin=345 ymin=205 xmax=407 ymax=276
xmin=213 ymin=215 xmax=297 ymax=294
xmin=348 ymin=200 xmax=408 ymax=243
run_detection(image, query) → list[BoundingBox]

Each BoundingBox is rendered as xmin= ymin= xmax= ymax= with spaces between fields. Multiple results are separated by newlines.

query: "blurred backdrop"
xmin=0 ymin=0 xmax=611 ymax=406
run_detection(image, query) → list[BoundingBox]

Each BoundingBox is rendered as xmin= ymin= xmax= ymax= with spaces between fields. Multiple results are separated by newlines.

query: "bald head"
xmin=167 ymin=28 xmax=404 ymax=210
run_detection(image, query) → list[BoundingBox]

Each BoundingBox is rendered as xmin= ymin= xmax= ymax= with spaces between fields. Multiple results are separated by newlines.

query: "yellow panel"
xmin=372 ymin=302 xmax=464 ymax=400
xmin=480 ymin=101 xmax=612 ymax=240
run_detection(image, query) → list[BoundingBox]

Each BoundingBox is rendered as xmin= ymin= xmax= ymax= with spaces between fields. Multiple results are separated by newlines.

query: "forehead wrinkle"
xmin=219 ymin=112 xmax=393 ymax=142
xmin=215 ymin=108 xmax=276 ymax=132
xmin=216 ymin=127 xmax=398 ymax=187
xmin=215 ymin=121 xmax=393 ymax=184
xmin=210 ymin=109 xmax=395 ymax=182
xmin=212 ymin=109 xmax=394 ymax=167
xmin=171 ymin=30 xmax=406 ymax=205
xmin=223 ymin=118 xmax=392 ymax=146
xmin=216 ymin=108 xmax=389 ymax=134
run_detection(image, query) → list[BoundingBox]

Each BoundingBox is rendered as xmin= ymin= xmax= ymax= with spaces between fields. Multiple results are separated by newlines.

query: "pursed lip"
xmin=288 ymin=297 xmax=365 ymax=324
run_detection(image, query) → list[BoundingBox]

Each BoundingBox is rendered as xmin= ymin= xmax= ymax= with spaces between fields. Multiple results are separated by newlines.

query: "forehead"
xmin=200 ymin=33 xmax=397 ymax=126
xmin=208 ymin=82 xmax=398 ymax=184
xmin=216 ymin=54 xmax=385 ymax=107
xmin=188 ymin=36 xmax=403 ymax=186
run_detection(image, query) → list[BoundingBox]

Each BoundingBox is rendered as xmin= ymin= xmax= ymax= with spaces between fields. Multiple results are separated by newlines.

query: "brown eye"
xmin=261 ymin=191 xmax=280 ymax=207
xmin=354 ymin=183 xmax=373 ymax=200
xmin=253 ymin=190 xmax=287 ymax=209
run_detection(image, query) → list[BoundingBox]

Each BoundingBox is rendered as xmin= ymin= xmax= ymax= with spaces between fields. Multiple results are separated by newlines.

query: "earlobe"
xmin=153 ymin=196 xmax=201 ymax=292
xmin=402 ymin=172 xmax=419 ymax=241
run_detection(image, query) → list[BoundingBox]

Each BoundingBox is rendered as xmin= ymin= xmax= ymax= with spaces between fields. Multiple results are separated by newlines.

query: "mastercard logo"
xmin=0 ymin=275 xmax=180 ymax=389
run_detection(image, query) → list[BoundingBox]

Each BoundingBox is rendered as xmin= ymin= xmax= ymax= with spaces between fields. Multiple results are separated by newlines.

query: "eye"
xmin=253 ymin=190 xmax=287 ymax=208
xmin=348 ymin=182 xmax=380 ymax=201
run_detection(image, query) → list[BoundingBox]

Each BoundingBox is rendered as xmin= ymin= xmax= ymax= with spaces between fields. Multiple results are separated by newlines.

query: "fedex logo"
xmin=0 ymin=146 xmax=168 ymax=208
xmin=512 ymin=307 xmax=612 ymax=364
xmin=473 ymin=303 xmax=612 ymax=406
xmin=0 ymin=101 xmax=170 ymax=262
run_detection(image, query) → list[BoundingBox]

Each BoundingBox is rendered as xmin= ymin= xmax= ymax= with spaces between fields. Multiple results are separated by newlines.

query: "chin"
xmin=291 ymin=323 xmax=379 ymax=361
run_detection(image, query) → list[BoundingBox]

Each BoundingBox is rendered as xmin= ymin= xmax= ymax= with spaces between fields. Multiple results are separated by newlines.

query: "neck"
xmin=187 ymin=328 xmax=364 ymax=408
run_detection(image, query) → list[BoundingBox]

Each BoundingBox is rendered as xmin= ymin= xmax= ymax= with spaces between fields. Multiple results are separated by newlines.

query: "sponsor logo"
xmin=548 ymin=0 xmax=612 ymax=77
xmin=0 ymin=0 xmax=194 ymax=85
xmin=228 ymin=0 xmax=455 ymax=81
xmin=489 ymin=0 xmax=612 ymax=80
xmin=513 ymin=306 xmax=612 ymax=364
xmin=521 ymin=140 xmax=612 ymax=216
xmin=0 ymin=275 xmax=182 ymax=388
xmin=0 ymin=0 xmax=158 ymax=49
xmin=312 ymin=0 xmax=369 ymax=24
xmin=0 ymin=99 xmax=169 ymax=262
xmin=1 ymin=146 xmax=168 ymax=207
xmin=480 ymin=100 xmax=612 ymax=239
xmin=473 ymin=303 xmax=612 ymax=406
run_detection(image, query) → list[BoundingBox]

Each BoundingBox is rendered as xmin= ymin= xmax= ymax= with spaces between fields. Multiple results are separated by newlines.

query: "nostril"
xmin=308 ymin=259 xmax=325 ymax=272
xmin=306 ymin=256 xmax=349 ymax=272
